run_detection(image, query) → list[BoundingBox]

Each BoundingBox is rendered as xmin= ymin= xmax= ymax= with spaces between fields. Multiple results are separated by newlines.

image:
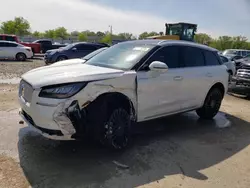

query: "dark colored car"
xmin=229 ymin=57 xmax=250 ymax=96
xmin=44 ymin=42 xmax=109 ymax=64
xmin=33 ymin=39 xmax=66 ymax=53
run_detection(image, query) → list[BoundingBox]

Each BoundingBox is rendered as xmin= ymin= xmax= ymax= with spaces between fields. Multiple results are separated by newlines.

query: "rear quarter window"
xmin=204 ymin=50 xmax=221 ymax=66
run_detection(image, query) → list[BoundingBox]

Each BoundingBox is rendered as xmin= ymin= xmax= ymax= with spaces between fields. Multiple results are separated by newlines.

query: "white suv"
xmin=19 ymin=40 xmax=228 ymax=149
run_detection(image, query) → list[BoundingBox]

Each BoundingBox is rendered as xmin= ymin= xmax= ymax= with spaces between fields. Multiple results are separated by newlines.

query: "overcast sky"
xmin=1 ymin=0 xmax=250 ymax=39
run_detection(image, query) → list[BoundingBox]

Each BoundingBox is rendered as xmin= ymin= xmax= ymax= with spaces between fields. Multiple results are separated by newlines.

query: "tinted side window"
xmin=0 ymin=42 xmax=8 ymax=47
xmin=182 ymin=46 xmax=205 ymax=67
xmin=0 ymin=36 xmax=4 ymax=40
xmin=147 ymin=46 xmax=180 ymax=68
xmin=204 ymin=51 xmax=221 ymax=66
xmin=76 ymin=44 xmax=97 ymax=51
xmin=242 ymin=51 xmax=247 ymax=57
xmin=5 ymin=36 xmax=16 ymax=42
xmin=7 ymin=43 xmax=18 ymax=47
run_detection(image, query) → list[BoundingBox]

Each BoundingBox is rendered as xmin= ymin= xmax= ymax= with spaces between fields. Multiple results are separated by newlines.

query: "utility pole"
xmin=109 ymin=25 xmax=113 ymax=44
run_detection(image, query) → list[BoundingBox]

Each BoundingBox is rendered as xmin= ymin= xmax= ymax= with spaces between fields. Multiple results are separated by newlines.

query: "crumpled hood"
xmin=49 ymin=58 xmax=85 ymax=67
xmin=22 ymin=64 xmax=124 ymax=88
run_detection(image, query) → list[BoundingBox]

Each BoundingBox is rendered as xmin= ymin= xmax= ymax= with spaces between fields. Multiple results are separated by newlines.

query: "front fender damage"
xmin=52 ymin=74 xmax=137 ymax=139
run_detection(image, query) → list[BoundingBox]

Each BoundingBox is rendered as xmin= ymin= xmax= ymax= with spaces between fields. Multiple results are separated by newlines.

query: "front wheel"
xmin=103 ymin=108 xmax=131 ymax=150
xmin=16 ymin=53 xmax=26 ymax=61
xmin=196 ymin=88 xmax=223 ymax=119
xmin=56 ymin=56 xmax=67 ymax=62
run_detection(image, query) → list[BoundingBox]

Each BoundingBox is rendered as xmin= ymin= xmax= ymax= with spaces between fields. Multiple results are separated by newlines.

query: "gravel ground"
xmin=0 ymin=59 xmax=44 ymax=82
xmin=1 ymin=61 xmax=250 ymax=188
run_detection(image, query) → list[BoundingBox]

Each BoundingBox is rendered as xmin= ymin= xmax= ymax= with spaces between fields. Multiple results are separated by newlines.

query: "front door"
xmin=137 ymin=46 xmax=183 ymax=121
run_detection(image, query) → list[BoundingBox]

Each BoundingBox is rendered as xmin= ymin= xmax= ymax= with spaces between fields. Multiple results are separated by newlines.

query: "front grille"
xmin=19 ymin=80 xmax=34 ymax=102
xmin=241 ymin=64 xmax=250 ymax=69
xmin=22 ymin=110 xmax=63 ymax=136
xmin=238 ymin=74 xmax=250 ymax=79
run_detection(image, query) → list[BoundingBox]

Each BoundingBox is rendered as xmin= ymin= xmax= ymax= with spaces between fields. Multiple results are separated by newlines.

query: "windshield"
xmin=85 ymin=43 xmax=156 ymax=70
xmin=82 ymin=47 xmax=108 ymax=60
xmin=169 ymin=24 xmax=182 ymax=35
xmin=61 ymin=43 xmax=74 ymax=50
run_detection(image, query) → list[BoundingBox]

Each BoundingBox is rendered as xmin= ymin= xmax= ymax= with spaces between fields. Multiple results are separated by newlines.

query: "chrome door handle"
xmin=173 ymin=76 xmax=183 ymax=81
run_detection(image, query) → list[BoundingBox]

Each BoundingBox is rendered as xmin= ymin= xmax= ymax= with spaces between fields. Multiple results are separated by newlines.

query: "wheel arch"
xmin=87 ymin=91 xmax=136 ymax=121
xmin=200 ymin=82 xmax=225 ymax=107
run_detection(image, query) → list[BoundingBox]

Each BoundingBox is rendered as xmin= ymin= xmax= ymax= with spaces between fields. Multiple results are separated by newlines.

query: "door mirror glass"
xmin=72 ymin=47 xmax=77 ymax=51
xmin=149 ymin=61 xmax=168 ymax=71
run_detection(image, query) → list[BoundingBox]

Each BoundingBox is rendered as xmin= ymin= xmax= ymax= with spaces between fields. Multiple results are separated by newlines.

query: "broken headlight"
xmin=39 ymin=82 xmax=87 ymax=99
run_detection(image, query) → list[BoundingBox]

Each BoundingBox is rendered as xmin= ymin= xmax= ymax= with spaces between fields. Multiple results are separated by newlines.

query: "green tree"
xmin=0 ymin=17 xmax=31 ymax=36
xmin=194 ymin=33 xmax=212 ymax=45
xmin=70 ymin=31 xmax=79 ymax=37
xmin=78 ymin=32 xmax=87 ymax=41
xmin=96 ymin=31 xmax=105 ymax=37
xmin=44 ymin=30 xmax=55 ymax=38
xmin=54 ymin=27 xmax=69 ymax=39
xmin=100 ymin=34 xmax=112 ymax=44
xmin=82 ymin=30 xmax=96 ymax=36
xmin=117 ymin=33 xmax=133 ymax=40
xmin=32 ymin=31 xmax=44 ymax=38
xmin=138 ymin=31 xmax=159 ymax=39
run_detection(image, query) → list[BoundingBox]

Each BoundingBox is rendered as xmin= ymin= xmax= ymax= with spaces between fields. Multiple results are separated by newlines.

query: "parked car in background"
xmin=32 ymin=39 xmax=66 ymax=53
xmin=224 ymin=54 xmax=243 ymax=62
xmin=49 ymin=47 xmax=108 ymax=67
xmin=219 ymin=55 xmax=236 ymax=81
xmin=229 ymin=57 xmax=250 ymax=96
xmin=44 ymin=42 xmax=109 ymax=64
xmin=0 ymin=34 xmax=41 ymax=54
xmin=222 ymin=49 xmax=250 ymax=57
xmin=0 ymin=41 xmax=33 ymax=61
xmin=19 ymin=40 xmax=228 ymax=150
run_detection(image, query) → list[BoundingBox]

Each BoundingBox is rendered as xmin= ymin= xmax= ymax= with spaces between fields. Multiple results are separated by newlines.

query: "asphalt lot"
xmin=1 ymin=60 xmax=250 ymax=188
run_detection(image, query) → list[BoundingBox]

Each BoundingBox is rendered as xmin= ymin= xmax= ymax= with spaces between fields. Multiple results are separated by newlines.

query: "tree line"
xmin=0 ymin=17 xmax=250 ymax=50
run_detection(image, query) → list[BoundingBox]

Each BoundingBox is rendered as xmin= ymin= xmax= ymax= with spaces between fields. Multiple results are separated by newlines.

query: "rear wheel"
xmin=196 ymin=88 xmax=223 ymax=119
xmin=56 ymin=56 xmax=67 ymax=62
xmin=16 ymin=53 xmax=26 ymax=61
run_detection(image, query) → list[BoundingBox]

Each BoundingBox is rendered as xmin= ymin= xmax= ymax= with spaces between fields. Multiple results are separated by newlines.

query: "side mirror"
xmin=149 ymin=61 xmax=168 ymax=72
xmin=72 ymin=48 xmax=77 ymax=52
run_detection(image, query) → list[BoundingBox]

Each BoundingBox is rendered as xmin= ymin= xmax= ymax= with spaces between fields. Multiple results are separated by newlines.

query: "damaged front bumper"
xmin=19 ymin=109 xmax=75 ymax=140
xmin=19 ymin=97 xmax=86 ymax=140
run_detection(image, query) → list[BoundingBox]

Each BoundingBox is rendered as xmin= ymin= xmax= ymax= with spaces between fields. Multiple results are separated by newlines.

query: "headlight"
xmin=39 ymin=82 xmax=87 ymax=99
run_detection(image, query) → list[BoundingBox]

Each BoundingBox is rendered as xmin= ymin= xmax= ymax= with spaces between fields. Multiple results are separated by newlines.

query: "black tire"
xmin=196 ymin=88 xmax=223 ymax=119
xmin=104 ymin=108 xmax=131 ymax=150
xmin=16 ymin=53 xmax=26 ymax=61
xmin=56 ymin=56 xmax=67 ymax=62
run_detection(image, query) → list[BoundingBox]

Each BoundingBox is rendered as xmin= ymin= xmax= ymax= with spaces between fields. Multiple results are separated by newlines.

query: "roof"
xmin=0 ymin=40 xmax=18 ymax=44
xmin=0 ymin=34 xmax=16 ymax=37
xmin=122 ymin=39 xmax=218 ymax=51
xmin=166 ymin=22 xmax=197 ymax=26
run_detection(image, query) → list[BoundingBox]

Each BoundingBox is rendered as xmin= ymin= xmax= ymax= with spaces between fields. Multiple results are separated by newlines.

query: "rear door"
xmin=5 ymin=43 xmax=19 ymax=58
xmin=178 ymin=46 xmax=208 ymax=110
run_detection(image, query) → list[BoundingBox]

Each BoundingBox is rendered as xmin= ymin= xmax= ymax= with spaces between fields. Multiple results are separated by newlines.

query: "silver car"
xmin=0 ymin=41 xmax=33 ymax=61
